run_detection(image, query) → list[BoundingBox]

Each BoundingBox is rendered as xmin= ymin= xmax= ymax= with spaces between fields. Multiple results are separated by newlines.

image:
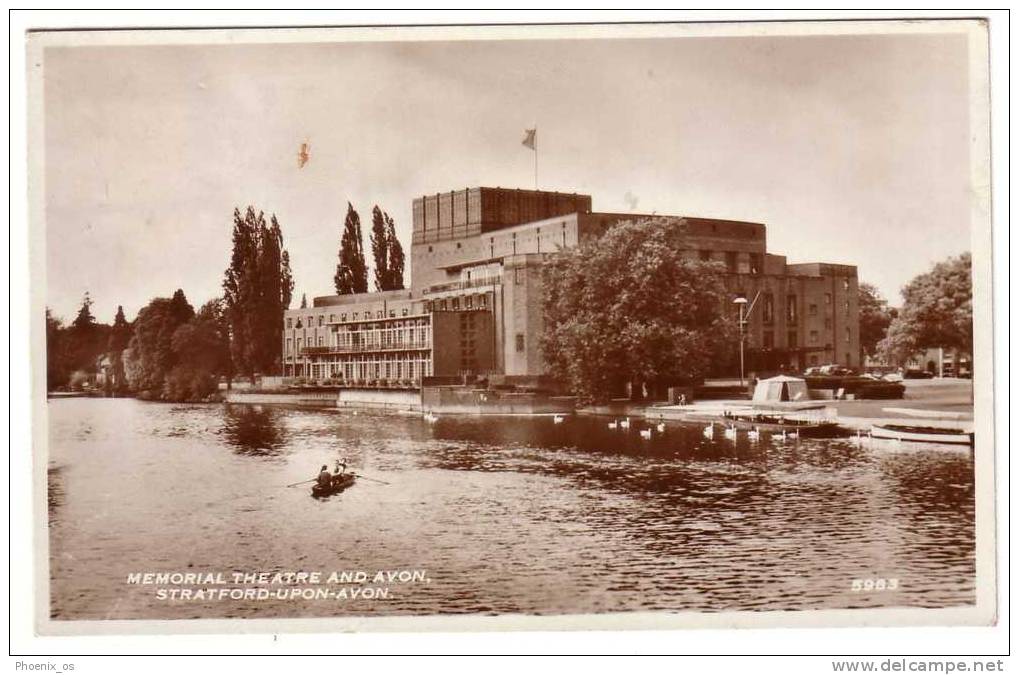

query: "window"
xmin=353 ymin=312 xmax=359 ymax=320
xmin=749 ymin=253 xmax=762 ymax=274
xmin=286 ymin=338 xmax=293 ymax=353
xmin=329 ymin=314 xmax=335 ymax=323
xmin=844 ymin=300 xmax=850 ymax=316
xmin=286 ymin=318 xmax=292 ymax=328
xmin=318 ymin=316 xmax=324 ymax=327
xmin=297 ymin=338 xmax=303 ymax=349
xmin=307 ymin=316 xmax=313 ymax=326
xmin=786 ymin=295 xmax=797 ymax=323
xmin=466 ymin=296 xmax=473 ymax=309
xmin=763 ymin=293 xmax=774 ymax=324
xmin=515 ymin=268 xmax=524 ymax=284
xmin=341 ymin=313 xmax=347 ymax=322
xmin=763 ymin=331 xmax=774 ymax=349
xmin=787 ymin=331 xmax=797 ymax=349
xmin=402 ymin=308 xmax=408 ymax=316
xmin=479 ymin=295 xmax=487 ymax=308
xmin=725 ymin=251 xmax=738 ymax=272
xmin=456 ymin=242 xmax=461 ymax=249
xmin=515 ymin=333 xmax=525 ymax=353
xmin=318 ymin=336 xmax=324 ymax=346
xmin=428 ymin=246 xmax=433 ymax=252
xmin=824 ymin=318 xmax=832 ymax=329
xmin=389 ymin=310 xmax=395 ymax=317
xmin=809 ymin=330 xmax=819 ymax=345
xmin=809 ymin=304 xmax=818 ymax=317
xmin=845 ymin=327 xmax=852 ymax=343
xmin=824 ymin=293 xmax=832 ymax=305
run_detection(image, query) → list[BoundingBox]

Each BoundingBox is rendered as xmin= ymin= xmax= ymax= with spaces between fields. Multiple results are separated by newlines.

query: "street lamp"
xmin=733 ymin=295 xmax=749 ymax=387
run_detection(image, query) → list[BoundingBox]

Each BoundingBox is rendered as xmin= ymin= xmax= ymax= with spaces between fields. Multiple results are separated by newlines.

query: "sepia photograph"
xmin=21 ymin=16 xmax=997 ymax=642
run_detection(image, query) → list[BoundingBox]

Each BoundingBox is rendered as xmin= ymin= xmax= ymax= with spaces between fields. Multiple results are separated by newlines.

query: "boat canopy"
xmin=752 ymin=375 xmax=809 ymax=403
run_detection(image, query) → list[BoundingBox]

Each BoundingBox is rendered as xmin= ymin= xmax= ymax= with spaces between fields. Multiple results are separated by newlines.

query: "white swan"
xmin=703 ymin=424 xmax=715 ymax=439
xmin=639 ymin=428 xmax=652 ymax=440
xmin=619 ymin=417 xmax=631 ymax=429
xmin=553 ymin=414 xmax=565 ymax=424
xmin=608 ymin=420 xmax=618 ymax=430
xmin=747 ymin=426 xmax=760 ymax=442
xmin=656 ymin=422 xmax=666 ymax=433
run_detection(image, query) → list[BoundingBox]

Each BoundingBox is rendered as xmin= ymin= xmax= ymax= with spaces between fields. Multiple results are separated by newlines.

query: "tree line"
xmin=46 ymin=200 xmax=407 ymax=401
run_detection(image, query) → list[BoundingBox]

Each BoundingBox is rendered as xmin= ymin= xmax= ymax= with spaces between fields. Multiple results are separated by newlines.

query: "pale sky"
xmin=43 ymin=29 xmax=972 ymax=323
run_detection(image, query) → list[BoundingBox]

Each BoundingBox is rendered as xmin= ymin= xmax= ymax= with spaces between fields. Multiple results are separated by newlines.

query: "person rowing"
xmin=316 ymin=464 xmax=333 ymax=490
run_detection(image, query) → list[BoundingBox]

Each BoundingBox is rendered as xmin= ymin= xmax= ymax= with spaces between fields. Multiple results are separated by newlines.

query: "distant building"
xmin=282 ymin=187 xmax=860 ymax=384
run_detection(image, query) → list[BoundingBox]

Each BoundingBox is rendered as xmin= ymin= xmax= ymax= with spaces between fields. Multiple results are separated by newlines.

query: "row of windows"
xmin=423 ymin=294 xmax=489 ymax=312
xmin=758 ymin=327 xmax=853 ymax=349
xmin=286 ymin=306 xmax=414 ymax=329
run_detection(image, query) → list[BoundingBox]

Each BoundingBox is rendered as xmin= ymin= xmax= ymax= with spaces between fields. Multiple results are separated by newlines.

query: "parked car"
xmin=903 ymin=369 xmax=934 ymax=379
xmin=882 ymin=372 xmax=904 ymax=382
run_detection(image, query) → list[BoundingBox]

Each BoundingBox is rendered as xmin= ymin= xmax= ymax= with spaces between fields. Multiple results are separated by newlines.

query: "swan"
xmin=553 ymin=414 xmax=565 ymax=424
xmin=608 ymin=420 xmax=618 ymax=430
xmin=619 ymin=417 xmax=630 ymax=429
xmin=639 ymin=428 xmax=652 ymax=440
xmin=703 ymin=424 xmax=715 ymax=439
xmin=747 ymin=426 xmax=760 ymax=441
xmin=656 ymin=422 xmax=666 ymax=433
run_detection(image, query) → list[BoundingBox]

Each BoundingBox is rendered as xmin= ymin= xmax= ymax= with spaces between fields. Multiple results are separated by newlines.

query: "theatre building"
xmin=282 ymin=187 xmax=860 ymax=385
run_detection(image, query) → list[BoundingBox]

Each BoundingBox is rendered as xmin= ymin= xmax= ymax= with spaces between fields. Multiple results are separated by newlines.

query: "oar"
xmin=349 ymin=472 xmax=390 ymax=485
xmin=286 ymin=478 xmax=318 ymax=488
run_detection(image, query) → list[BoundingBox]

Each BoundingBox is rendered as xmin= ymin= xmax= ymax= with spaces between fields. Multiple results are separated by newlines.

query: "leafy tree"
xmin=877 ymin=252 xmax=972 ymax=365
xmin=105 ymin=305 xmax=133 ymax=394
xmin=223 ymin=207 xmax=294 ymax=381
xmin=541 ymin=217 xmax=733 ymax=404
xmin=857 ymin=282 xmax=896 ymax=362
xmin=72 ymin=291 xmax=96 ymax=330
xmin=62 ymin=292 xmax=112 ymax=380
xmin=124 ymin=290 xmax=194 ymax=397
xmin=334 ymin=202 xmax=368 ymax=295
xmin=46 ymin=309 xmax=71 ymax=390
xmin=165 ymin=299 xmax=232 ymax=401
xmin=385 ymin=211 xmax=405 ymax=290
xmin=370 ymin=206 xmax=389 ymax=292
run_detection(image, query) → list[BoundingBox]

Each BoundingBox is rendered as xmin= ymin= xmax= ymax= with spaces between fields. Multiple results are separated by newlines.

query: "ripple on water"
xmin=46 ymin=399 xmax=975 ymax=620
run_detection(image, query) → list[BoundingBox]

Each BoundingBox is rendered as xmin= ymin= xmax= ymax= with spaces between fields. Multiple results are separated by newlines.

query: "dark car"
xmin=903 ymin=369 xmax=934 ymax=379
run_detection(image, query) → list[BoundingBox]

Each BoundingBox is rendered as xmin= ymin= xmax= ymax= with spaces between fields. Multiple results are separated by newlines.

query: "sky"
xmin=43 ymin=29 xmax=973 ymax=323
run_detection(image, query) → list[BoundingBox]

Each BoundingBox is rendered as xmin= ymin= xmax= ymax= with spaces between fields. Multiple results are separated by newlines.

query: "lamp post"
xmin=733 ymin=295 xmax=749 ymax=387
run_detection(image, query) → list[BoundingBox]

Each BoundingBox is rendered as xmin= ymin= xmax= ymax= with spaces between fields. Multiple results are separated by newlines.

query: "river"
xmin=46 ymin=398 xmax=975 ymax=620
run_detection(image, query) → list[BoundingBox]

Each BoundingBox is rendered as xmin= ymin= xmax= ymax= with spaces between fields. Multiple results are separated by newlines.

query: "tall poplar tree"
xmin=370 ymin=205 xmax=389 ymax=292
xmin=334 ymin=202 xmax=368 ymax=295
xmin=385 ymin=211 xmax=405 ymax=290
xmin=223 ymin=206 xmax=294 ymax=381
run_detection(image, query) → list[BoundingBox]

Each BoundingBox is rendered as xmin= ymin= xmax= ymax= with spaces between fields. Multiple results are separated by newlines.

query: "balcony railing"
xmin=424 ymin=275 xmax=502 ymax=295
xmin=300 ymin=341 xmax=431 ymax=356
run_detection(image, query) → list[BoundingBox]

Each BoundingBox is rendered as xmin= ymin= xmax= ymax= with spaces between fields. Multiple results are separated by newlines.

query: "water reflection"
xmin=46 ymin=399 xmax=976 ymax=620
xmin=221 ymin=404 xmax=288 ymax=455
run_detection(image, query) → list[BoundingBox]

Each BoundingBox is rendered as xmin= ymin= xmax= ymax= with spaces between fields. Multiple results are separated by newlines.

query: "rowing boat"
xmin=311 ymin=473 xmax=357 ymax=498
xmin=870 ymin=423 xmax=974 ymax=446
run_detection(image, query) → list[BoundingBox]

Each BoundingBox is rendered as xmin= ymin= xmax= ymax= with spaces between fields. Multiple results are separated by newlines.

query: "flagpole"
xmin=533 ymin=125 xmax=538 ymax=190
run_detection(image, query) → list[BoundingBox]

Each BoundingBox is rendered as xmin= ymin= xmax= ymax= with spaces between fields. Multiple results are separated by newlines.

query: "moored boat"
xmin=311 ymin=473 xmax=357 ymax=498
xmin=870 ymin=423 xmax=974 ymax=446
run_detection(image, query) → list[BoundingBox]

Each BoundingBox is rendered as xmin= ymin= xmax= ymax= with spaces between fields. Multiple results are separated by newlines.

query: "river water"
xmin=46 ymin=398 xmax=975 ymax=620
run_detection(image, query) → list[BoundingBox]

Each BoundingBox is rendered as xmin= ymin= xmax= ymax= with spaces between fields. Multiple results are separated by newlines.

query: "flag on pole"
xmin=522 ymin=128 xmax=536 ymax=150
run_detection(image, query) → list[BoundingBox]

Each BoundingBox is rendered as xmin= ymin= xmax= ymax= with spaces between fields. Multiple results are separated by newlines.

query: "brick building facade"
xmin=282 ymin=187 xmax=860 ymax=385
